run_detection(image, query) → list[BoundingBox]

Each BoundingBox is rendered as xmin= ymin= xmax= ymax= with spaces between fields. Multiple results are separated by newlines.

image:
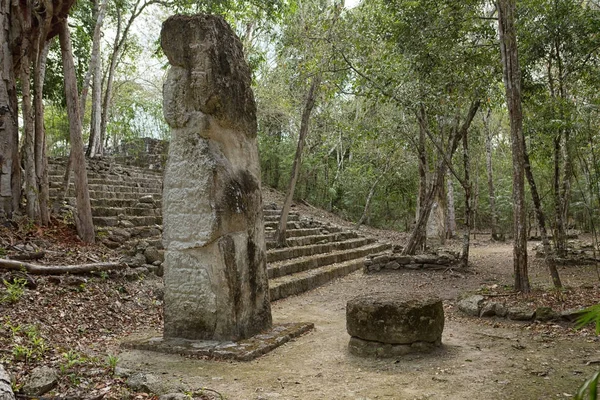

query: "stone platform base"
xmin=348 ymin=337 xmax=441 ymax=358
xmin=121 ymin=322 xmax=314 ymax=362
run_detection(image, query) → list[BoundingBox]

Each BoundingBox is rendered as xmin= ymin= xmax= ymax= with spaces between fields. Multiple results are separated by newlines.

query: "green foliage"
xmin=576 ymin=304 xmax=600 ymax=335
xmin=575 ymin=371 xmax=600 ymax=400
xmin=2 ymin=319 xmax=48 ymax=364
xmin=60 ymin=350 xmax=88 ymax=373
xmin=0 ymin=278 xmax=27 ymax=304
xmin=105 ymin=354 xmax=119 ymax=374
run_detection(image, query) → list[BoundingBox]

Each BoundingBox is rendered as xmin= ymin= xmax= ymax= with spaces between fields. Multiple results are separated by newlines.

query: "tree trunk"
xmin=21 ymin=39 xmax=41 ymax=222
xmin=80 ymin=0 xmax=108 ymax=118
xmin=483 ymin=109 xmax=501 ymax=240
xmin=404 ymin=100 xmax=480 ymax=255
xmin=523 ymin=143 xmax=562 ymax=288
xmin=88 ymin=52 xmax=103 ymax=157
xmin=275 ymin=76 xmax=320 ymax=247
xmin=498 ymin=0 xmax=530 ymax=293
xmin=415 ymin=105 xmax=428 ymax=248
xmin=86 ymin=0 xmax=107 ymax=158
xmin=461 ymin=125 xmax=472 ymax=268
xmin=355 ymin=163 xmax=390 ymax=230
xmin=0 ymin=1 xmax=19 ymax=220
xmin=446 ymin=170 xmax=456 ymax=239
xmin=34 ymin=41 xmax=51 ymax=225
xmin=59 ymin=19 xmax=95 ymax=243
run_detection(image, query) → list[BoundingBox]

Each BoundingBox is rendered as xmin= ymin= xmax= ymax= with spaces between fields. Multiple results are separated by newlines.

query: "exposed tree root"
xmin=0 ymin=258 xmax=126 ymax=275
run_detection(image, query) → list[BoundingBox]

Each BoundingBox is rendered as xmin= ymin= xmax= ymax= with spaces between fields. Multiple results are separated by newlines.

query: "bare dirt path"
xmin=119 ymin=242 xmax=600 ymax=400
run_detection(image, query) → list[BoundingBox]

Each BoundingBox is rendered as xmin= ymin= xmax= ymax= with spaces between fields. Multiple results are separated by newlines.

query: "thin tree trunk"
xmin=34 ymin=41 xmax=51 ymax=225
xmin=88 ymin=53 xmax=103 ymax=157
xmin=498 ymin=0 xmax=530 ymax=293
xmin=404 ymin=100 xmax=480 ymax=255
xmin=80 ymin=0 xmax=108 ymax=118
xmin=59 ymin=19 xmax=95 ymax=243
xmin=461 ymin=125 xmax=472 ymax=268
xmin=0 ymin=0 xmax=19 ymax=220
xmin=99 ymin=18 xmax=121 ymax=156
xmin=484 ymin=109 xmax=501 ymax=240
xmin=86 ymin=0 xmax=107 ymax=158
xmin=415 ymin=105 xmax=428 ymax=248
xmin=275 ymin=76 xmax=320 ymax=247
xmin=356 ymin=161 xmax=391 ymax=230
xmin=523 ymin=145 xmax=562 ymax=288
xmin=21 ymin=39 xmax=41 ymax=222
xmin=552 ymin=135 xmax=566 ymax=255
xmin=446 ymin=170 xmax=456 ymax=238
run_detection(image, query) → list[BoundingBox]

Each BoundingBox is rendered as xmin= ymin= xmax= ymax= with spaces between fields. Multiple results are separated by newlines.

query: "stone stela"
xmin=123 ymin=14 xmax=312 ymax=361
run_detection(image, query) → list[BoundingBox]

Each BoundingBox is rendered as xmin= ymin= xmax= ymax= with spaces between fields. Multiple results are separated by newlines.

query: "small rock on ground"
xmin=457 ymin=295 xmax=485 ymax=317
xmin=22 ymin=366 xmax=58 ymax=396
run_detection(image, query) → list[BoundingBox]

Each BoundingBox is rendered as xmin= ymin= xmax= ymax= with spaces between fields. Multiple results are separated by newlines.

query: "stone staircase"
xmin=48 ymin=158 xmax=389 ymax=301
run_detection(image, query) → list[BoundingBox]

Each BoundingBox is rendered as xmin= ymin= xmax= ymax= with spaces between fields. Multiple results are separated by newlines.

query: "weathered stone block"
xmin=346 ymin=293 xmax=444 ymax=345
xmin=161 ymin=15 xmax=271 ymax=341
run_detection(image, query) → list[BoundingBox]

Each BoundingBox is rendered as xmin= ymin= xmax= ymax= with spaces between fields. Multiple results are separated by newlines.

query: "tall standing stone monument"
xmin=160 ymin=14 xmax=272 ymax=341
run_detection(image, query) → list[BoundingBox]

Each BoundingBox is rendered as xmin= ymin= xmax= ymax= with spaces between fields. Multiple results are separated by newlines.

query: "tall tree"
xmin=0 ymin=0 xmax=20 ymax=221
xmin=276 ymin=76 xmax=321 ymax=246
xmin=497 ymin=0 xmax=530 ymax=293
xmin=59 ymin=18 xmax=95 ymax=243
xmin=274 ymin=0 xmax=343 ymax=246
xmin=483 ymin=108 xmax=502 ymax=241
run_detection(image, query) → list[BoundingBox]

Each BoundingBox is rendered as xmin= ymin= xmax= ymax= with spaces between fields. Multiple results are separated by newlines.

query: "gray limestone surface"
xmin=346 ymin=293 xmax=444 ymax=345
xmin=0 ymin=364 xmax=15 ymax=400
xmin=160 ymin=14 xmax=271 ymax=341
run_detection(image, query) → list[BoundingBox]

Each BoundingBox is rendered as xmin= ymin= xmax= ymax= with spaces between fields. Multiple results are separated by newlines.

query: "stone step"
xmin=266 ymin=237 xmax=373 ymax=264
xmin=90 ymin=198 xmax=162 ymax=208
xmin=84 ymin=183 xmax=161 ymax=193
xmin=48 ymin=161 xmax=164 ymax=176
xmin=269 ymin=243 xmax=390 ymax=301
xmin=263 ymin=209 xmax=283 ymax=216
xmin=267 ymin=242 xmax=388 ymax=280
xmin=48 ymin=173 xmax=162 ymax=186
xmin=266 ymin=231 xmax=359 ymax=250
xmin=50 ymin=187 xmax=162 ymax=199
xmin=265 ymin=227 xmax=342 ymax=239
xmin=92 ymin=206 xmax=160 ymax=217
xmin=74 ymin=191 xmax=160 ymax=201
xmin=264 ymin=220 xmax=304 ymax=230
xmin=263 ymin=214 xmax=299 ymax=222
xmin=92 ymin=215 xmax=163 ymax=227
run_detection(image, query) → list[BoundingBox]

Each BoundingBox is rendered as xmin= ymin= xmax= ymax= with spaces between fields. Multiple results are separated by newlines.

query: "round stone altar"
xmin=346 ymin=293 xmax=444 ymax=358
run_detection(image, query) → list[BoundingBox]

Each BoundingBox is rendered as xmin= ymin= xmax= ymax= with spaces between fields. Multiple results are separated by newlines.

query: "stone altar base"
xmin=346 ymin=293 xmax=444 ymax=358
xmin=122 ymin=323 xmax=313 ymax=362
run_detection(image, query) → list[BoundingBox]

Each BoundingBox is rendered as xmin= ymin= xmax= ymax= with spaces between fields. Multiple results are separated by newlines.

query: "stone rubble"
xmin=364 ymin=246 xmax=460 ymax=273
xmin=457 ymin=294 xmax=583 ymax=322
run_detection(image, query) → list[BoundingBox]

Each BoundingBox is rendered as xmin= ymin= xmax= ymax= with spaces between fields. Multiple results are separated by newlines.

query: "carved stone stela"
xmin=161 ymin=14 xmax=271 ymax=342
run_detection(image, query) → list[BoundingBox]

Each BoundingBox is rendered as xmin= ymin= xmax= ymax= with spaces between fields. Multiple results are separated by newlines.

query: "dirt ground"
xmin=3 ymin=192 xmax=600 ymax=399
xmin=119 ymin=240 xmax=600 ymax=400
